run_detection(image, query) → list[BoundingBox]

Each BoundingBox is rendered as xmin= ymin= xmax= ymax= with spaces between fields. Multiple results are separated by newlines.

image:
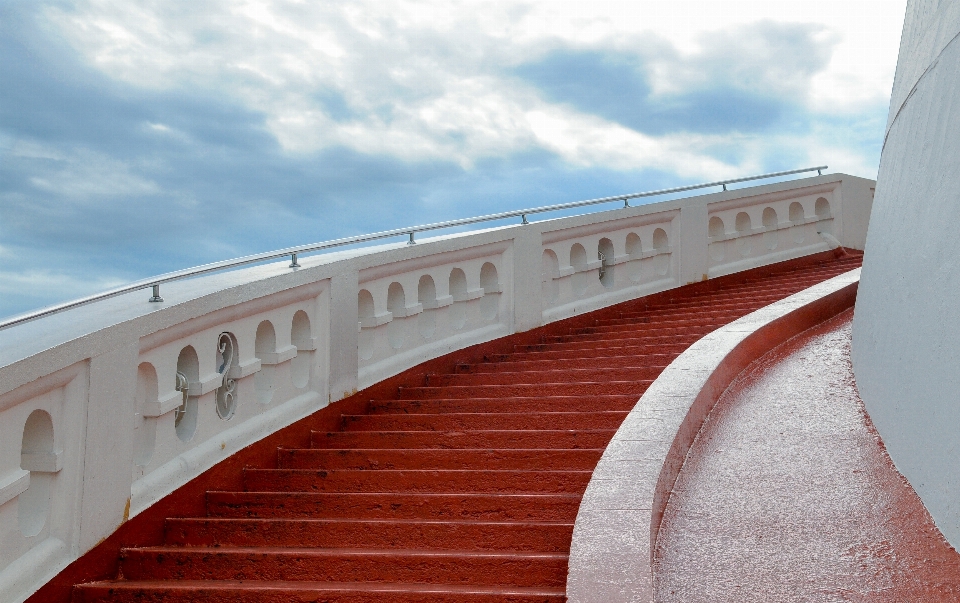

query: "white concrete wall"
xmin=852 ymin=0 xmax=960 ymax=549
xmin=0 ymin=173 xmax=871 ymax=602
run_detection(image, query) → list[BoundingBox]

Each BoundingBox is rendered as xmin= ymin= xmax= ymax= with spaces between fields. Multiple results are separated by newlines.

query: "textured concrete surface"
xmin=656 ymin=310 xmax=960 ymax=602
xmin=566 ymin=257 xmax=862 ymax=603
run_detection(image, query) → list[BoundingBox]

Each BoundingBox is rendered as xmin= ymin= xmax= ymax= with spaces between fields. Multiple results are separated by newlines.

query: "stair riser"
xmin=279 ymin=448 xmax=603 ymax=471
xmin=640 ymin=288 xmax=800 ymax=310
xmin=395 ymin=382 xmax=648 ymax=399
xmin=428 ymin=367 xmax=662 ymax=385
xmin=206 ymin=492 xmax=581 ymax=521
xmin=310 ymin=430 xmax=616 ymax=450
xmin=460 ymin=358 xmax=669 ymax=373
xmin=515 ymin=335 xmax=700 ymax=353
xmin=593 ymin=309 xmax=751 ymax=326
xmin=541 ymin=325 xmax=721 ymax=343
xmin=75 ymin=585 xmax=566 ymax=603
xmin=164 ymin=518 xmax=575 ymax=551
xmin=339 ymin=412 xmax=629 ymax=431
xmin=581 ymin=314 xmax=742 ymax=330
xmin=119 ymin=550 xmax=568 ymax=586
xmin=491 ymin=350 xmax=680 ymax=363
xmin=369 ymin=396 xmax=637 ymax=414
xmin=243 ymin=469 xmax=593 ymax=494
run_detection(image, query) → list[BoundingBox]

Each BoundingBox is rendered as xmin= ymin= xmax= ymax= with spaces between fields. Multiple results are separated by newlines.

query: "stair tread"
xmin=127 ymin=545 xmax=568 ymax=558
xmin=78 ymin=579 xmax=567 ymax=595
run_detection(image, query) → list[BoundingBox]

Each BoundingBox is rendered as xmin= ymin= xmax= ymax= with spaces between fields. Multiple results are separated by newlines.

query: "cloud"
xmin=0 ymin=0 xmax=902 ymax=319
xmin=514 ymin=21 xmax=835 ymax=136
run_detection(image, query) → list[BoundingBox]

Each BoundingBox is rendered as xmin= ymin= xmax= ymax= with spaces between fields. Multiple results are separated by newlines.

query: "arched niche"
xmin=598 ymin=238 xmax=615 ymax=288
xmin=708 ymin=217 xmax=725 ymax=238
xmin=215 ymin=332 xmax=240 ymax=420
xmin=570 ymin=243 xmax=589 ymax=295
xmin=417 ymin=275 xmax=438 ymax=339
xmin=479 ymin=262 xmax=500 ymax=321
xmin=449 ymin=268 xmax=468 ymax=330
xmin=290 ymin=311 xmax=312 ymax=389
xmin=254 ymin=321 xmax=277 ymax=405
xmin=175 ymin=346 xmax=199 ymax=441
xmin=652 ymin=228 xmax=670 ymax=276
xmin=133 ymin=362 xmax=158 ymax=467
xmin=734 ymin=213 xmax=753 ymax=257
xmin=625 ymin=233 xmax=643 ymax=282
xmin=815 ymin=197 xmax=831 ymax=218
xmin=789 ymin=201 xmax=805 ymax=223
xmin=19 ymin=409 xmax=55 ymax=537
xmin=357 ymin=289 xmax=376 ymax=361
xmin=386 ymin=282 xmax=406 ymax=349
xmin=789 ymin=202 xmax=806 ymax=244
xmin=541 ymin=249 xmax=560 ymax=303
xmin=762 ymin=207 xmax=779 ymax=251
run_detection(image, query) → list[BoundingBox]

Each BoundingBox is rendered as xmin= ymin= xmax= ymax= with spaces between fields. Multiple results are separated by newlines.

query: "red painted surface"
xmin=654 ymin=309 xmax=960 ymax=601
xmin=28 ymin=250 xmax=860 ymax=603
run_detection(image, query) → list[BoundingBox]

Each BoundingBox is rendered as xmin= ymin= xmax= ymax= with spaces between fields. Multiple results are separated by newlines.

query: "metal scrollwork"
xmin=174 ymin=371 xmax=189 ymax=428
xmin=216 ymin=332 xmax=237 ymax=419
xmin=598 ymin=250 xmax=606 ymax=281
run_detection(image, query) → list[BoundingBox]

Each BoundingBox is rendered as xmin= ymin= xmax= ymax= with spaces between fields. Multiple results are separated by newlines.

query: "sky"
xmin=0 ymin=0 xmax=907 ymax=319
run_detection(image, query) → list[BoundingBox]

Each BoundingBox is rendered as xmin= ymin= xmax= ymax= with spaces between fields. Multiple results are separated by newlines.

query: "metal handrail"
xmin=0 ymin=165 xmax=826 ymax=331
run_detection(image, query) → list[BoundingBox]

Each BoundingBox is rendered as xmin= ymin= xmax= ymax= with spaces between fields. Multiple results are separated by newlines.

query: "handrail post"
xmin=408 ymin=232 xmax=416 ymax=245
xmin=521 ymin=214 xmax=528 ymax=225
xmin=148 ymin=284 xmax=163 ymax=303
xmin=289 ymin=253 xmax=300 ymax=268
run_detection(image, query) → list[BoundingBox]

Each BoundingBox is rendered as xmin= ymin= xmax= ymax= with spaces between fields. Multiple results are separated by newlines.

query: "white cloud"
xmin=11 ymin=142 xmax=160 ymax=199
xmin=42 ymin=0 xmax=906 ymax=180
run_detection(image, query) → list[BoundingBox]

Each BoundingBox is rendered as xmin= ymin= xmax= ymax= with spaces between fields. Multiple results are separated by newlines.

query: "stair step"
xmin=75 ymin=580 xmax=567 ymax=603
xmin=310 ymin=429 xmax=617 ymax=449
xmin=539 ymin=323 xmax=724 ymax=343
xmin=368 ymin=395 xmax=637 ymax=414
xmin=426 ymin=366 xmax=663 ymax=385
xmin=458 ymin=358 xmax=669 ymax=373
xmin=206 ymin=491 xmax=582 ymax=521
xmin=278 ymin=448 xmax=603 ymax=471
xmin=489 ymin=349 xmax=680 ymax=363
xmin=164 ymin=517 xmax=575 ymax=551
xmin=340 ymin=411 xmax=629 ymax=431
xmin=242 ymin=468 xmax=592 ymax=494
xmin=394 ymin=381 xmax=649 ymax=399
xmin=119 ymin=546 xmax=568 ymax=586
xmin=580 ymin=314 xmax=741 ymax=330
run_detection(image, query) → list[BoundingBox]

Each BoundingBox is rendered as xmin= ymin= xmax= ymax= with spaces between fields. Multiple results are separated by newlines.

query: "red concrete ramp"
xmin=71 ymin=253 xmax=861 ymax=602
xmin=654 ymin=308 xmax=960 ymax=601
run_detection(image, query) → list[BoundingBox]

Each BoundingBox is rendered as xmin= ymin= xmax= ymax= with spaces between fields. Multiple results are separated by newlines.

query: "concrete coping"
xmin=565 ymin=267 xmax=861 ymax=602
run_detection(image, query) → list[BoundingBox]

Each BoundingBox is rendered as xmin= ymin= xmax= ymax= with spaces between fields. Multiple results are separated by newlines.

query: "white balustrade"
xmin=0 ymin=172 xmax=874 ymax=603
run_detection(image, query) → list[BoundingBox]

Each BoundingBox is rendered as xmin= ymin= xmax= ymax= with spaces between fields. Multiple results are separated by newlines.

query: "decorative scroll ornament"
xmin=598 ymin=250 xmax=607 ymax=281
xmin=216 ymin=333 xmax=238 ymax=420
xmin=174 ymin=371 xmax=189 ymax=428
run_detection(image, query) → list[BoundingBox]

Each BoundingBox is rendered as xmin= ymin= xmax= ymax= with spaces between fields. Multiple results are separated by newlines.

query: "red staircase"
xmin=74 ymin=253 xmax=862 ymax=602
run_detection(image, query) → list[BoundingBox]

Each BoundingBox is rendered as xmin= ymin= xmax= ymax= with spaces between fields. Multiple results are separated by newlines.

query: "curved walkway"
xmin=655 ymin=310 xmax=960 ymax=602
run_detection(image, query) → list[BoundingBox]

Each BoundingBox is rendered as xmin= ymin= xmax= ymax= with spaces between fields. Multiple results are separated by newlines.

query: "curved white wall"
xmin=852 ymin=0 xmax=960 ymax=547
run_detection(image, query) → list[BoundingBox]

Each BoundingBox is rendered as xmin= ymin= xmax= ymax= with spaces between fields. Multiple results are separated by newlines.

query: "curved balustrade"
xmin=0 ymin=172 xmax=873 ymax=603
